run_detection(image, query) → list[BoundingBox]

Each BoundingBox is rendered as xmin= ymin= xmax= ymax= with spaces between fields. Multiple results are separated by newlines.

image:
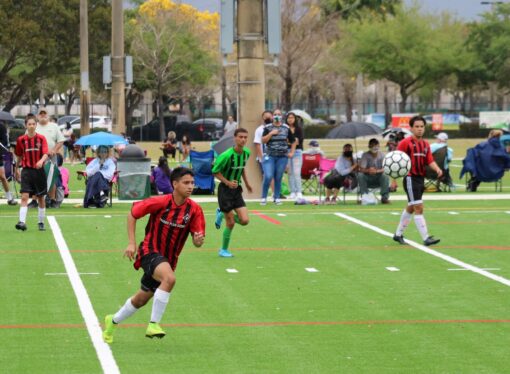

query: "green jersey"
xmin=212 ymin=146 xmax=250 ymax=185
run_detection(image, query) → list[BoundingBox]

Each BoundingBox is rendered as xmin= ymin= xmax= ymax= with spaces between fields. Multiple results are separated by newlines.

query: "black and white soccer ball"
xmin=383 ymin=151 xmax=411 ymax=178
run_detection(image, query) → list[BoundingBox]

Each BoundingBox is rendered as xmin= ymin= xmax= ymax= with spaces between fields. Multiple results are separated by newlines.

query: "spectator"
xmin=260 ymin=109 xmax=296 ymax=205
xmin=253 ymin=110 xmax=276 ymax=193
xmin=83 ymin=145 xmax=116 ymax=208
xmin=286 ymin=112 xmax=303 ymax=199
xmin=358 ymin=138 xmax=390 ymax=204
xmin=179 ymin=134 xmax=191 ymax=162
xmin=224 ymin=115 xmax=238 ymax=133
xmin=151 ymin=157 xmax=173 ymax=195
xmin=0 ymin=119 xmax=17 ymax=205
xmin=61 ymin=122 xmax=73 ymax=163
xmin=430 ymin=132 xmax=454 ymax=188
xmin=160 ymin=131 xmax=177 ymax=160
xmin=303 ymin=139 xmax=325 ymax=157
xmin=323 ymin=143 xmax=358 ymax=204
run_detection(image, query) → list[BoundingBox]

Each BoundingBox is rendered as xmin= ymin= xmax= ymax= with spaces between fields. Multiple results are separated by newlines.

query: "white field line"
xmin=333 ymin=212 xmax=510 ymax=287
xmin=45 ymin=272 xmax=100 ymax=276
xmin=448 ymin=268 xmax=500 ymax=271
xmin=47 ymin=216 xmax=120 ymax=374
xmin=386 ymin=267 xmax=400 ymax=272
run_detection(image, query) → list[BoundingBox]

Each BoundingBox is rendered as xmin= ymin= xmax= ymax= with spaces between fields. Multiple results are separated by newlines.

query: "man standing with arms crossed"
xmin=393 ymin=115 xmax=443 ymax=246
xmin=102 ymin=167 xmax=205 ymax=343
xmin=213 ymin=128 xmax=253 ymax=258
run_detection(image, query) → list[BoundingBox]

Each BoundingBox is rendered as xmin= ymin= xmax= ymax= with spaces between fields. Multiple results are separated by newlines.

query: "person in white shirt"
xmin=224 ymin=115 xmax=238 ymax=133
xmin=83 ymin=145 xmax=116 ymax=208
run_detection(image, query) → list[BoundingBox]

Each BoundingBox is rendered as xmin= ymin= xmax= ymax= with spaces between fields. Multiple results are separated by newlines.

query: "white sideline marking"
xmin=47 ymin=216 xmax=120 ymax=374
xmin=45 ymin=272 xmax=100 ymax=276
xmin=448 ymin=211 xmax=460 ymax=215
xmin=226 ymin=268 xmax=238 ymax=273
xmin=104 ymin=215 xmax=112 ymax=218
xmin=386 ymin=267 xmax=400 ymax=272
xmin=277 ymin=213 xmax=286 ymax=217
xmin=305 ymin=268 xmax=319 ymax=273
xmin=334 ymin=212 xmax=510 ymax=288
xmin=448 ymin=268 xmax=500 ymax=271
xmin=506 ymin=211 xmax=510 ymax=214
xmin=391 ymin=212 xmax=400 ymax=216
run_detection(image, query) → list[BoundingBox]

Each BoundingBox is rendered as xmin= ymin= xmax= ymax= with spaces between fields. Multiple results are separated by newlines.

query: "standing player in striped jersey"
xmin=212 ymin=128 xmax=253 ymax=257
xmin=393 ymin=115 xmax=443 ymax=246
xmin=103 ymin=167 xmax=205 ymax=343
xmin=14 ymin=114 xmax=48 ymax=231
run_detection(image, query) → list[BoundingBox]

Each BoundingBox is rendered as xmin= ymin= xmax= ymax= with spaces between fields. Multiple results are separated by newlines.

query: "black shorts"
xmin=20 ymin=168 xmax=47 ymax=196
xmin=403 ymin=175 xmax=425 ymax=206
xmin=140 ymin=253 xmax=169 ymax=293
xmin=218 ymin=183 xmax=246 ymax=213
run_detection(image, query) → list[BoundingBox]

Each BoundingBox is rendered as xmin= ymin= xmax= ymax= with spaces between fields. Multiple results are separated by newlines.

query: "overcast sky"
xmin=177 ymin=0 xmax=492 ymax=20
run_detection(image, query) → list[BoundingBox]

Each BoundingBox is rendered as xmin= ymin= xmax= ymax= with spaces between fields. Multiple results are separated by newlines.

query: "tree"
xmin=0 ymin=0 xmax=110 ymax=111
xmin=319 ymin=0 xmax=400 ymax=18
xmin=338 ymin=5 xmax=461 ymax=111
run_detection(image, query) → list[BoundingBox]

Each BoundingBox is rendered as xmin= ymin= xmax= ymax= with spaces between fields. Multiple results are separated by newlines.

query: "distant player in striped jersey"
xmin=14 ymin=114 xmax=48 ymax=232
xmin=212 ymin=128 xmax=253 ymax=257
xmin=103 ymin=167 xmax=205 ymax=343
xmin=393 ymin=115 xmax=443 ymax=246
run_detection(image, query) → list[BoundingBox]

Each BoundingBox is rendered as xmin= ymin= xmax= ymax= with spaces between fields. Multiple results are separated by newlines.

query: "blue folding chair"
xmin=189 ymin=149 xmax=215 ymax=194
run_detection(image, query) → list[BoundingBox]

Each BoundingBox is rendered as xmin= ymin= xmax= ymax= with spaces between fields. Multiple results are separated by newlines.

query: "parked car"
xmin=57 ymin=115 xmax=79 ymax=127
xmin=131 ymin=115 xmax=192 ymax=142
xmin=191 ymin=118 xmax=223 ymax=140
xmin=58 ymin=116 xmax=112 ymax=131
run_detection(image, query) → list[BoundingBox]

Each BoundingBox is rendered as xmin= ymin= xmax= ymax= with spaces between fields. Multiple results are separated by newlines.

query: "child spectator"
xmin=151 ymin=157 xmax=173 ymax=194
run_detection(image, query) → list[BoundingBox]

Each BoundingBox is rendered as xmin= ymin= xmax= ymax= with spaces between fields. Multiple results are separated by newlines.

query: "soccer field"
xmin=1 ymin=198 xmax=510 ymax=373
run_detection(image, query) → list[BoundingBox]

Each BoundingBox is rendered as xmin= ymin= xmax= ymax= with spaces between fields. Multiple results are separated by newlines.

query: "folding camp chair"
xmin=425 ymin=147 xmax=451 ymax=192
xmin=190 ymin=149 xmax=215 ymax=194
xmin=301 ymin=153 xmax=321 ymax=194
xmin=77 ymin=157 xmax=118 ymax=207
xmin=2 ymin=151 xmax=18 ymax=198
xmin=317 ymin=158 xmax=336 ymax=203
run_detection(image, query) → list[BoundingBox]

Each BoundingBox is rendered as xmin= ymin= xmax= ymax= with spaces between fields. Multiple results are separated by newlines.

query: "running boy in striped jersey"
xmin=212 ymin=128 xmax=253 ymax=257
xmin=393 ymin=115 xmax=443 ymax=246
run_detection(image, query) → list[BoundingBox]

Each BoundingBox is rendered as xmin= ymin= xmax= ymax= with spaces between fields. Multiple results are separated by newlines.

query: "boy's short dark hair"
xmin=409 ymin=115 xmax=427 ymax=127
xmin=170 ymin=167 xmax=194 ymax=184
xmin=25 ymin=113 xmax=36 ymax=124
xmin=234 ymin=128 xmax=248 ymax=136
xmin=368 ymin=138 xmax=379 ymax=147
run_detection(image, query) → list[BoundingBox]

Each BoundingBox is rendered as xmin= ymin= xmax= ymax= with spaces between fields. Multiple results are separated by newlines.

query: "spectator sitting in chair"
xmin=358 ymin=138 xmax=390 ymax=204
xmin=303 ymin=139 xmax=325 ymax=157
xmin=430 ymin=132 xmax=454 ymax=189
xmin=323 ymin=143 xmax=358 ymax=204
xmin=83 ymin=145 xmax=115 ymax=208
xmin=160 ymin=131 xmax=177 ymax=160
xmin=151 ymin=157 xmax=173 ymax=195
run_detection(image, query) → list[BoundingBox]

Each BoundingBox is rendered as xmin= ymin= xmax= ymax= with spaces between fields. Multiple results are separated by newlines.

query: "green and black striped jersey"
xmin=212 ymin=146 xmax=251 ymax=185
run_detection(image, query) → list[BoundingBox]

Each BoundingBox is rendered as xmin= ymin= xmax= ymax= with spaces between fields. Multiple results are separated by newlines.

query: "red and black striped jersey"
xmin=15 ymin=134 xmax=48 ymax=168
xmin=132 ymin=194 xmax=205 ymax=270
xmin=397 ymin=136 xmax=434 ymax=177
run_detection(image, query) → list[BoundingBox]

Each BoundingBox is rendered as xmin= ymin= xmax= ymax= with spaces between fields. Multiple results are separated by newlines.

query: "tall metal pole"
xmin=80 ymin=0 xmax=90 ymax=134
xmin=111 ymin=0 xmax=125 ymax=135
xmin=237 ymin=0 xmax=265 ymax=198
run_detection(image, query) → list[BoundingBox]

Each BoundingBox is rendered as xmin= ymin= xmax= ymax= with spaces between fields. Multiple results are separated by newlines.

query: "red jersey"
xmin=397 ymin=136 xmax=434 ymax=177
xmin=15 ymin=133 xmax=48 ymax=168
xmin=132 ymin=194 xmax=205 ymax=270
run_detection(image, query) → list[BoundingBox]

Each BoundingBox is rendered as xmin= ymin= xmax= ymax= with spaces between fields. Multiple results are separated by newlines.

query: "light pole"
xmin=111 ymin=0 xmax=125 ymax=135
xmin=80 ymin=0 xmax=90 ymax=135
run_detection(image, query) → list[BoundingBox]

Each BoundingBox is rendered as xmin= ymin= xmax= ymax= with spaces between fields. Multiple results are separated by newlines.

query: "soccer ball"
xmin=383 ymin=151 xmax=411 ymax=178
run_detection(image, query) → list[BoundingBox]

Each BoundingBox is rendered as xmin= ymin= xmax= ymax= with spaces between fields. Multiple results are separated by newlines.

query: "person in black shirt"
xmin=286 ymin=112 xmax=304 ymax=199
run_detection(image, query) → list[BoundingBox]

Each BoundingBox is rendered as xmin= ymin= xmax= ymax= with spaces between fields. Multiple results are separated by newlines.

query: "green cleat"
xmin=103 ymin=315 xmax=116 ymax=344
xmin=145 ymin=322 xmax=166 ymax=339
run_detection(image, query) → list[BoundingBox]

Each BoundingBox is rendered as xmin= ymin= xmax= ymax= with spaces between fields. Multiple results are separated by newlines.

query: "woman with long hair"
xmin=151 ymin=156 xmax=173 ymax=194
xmin=286 ymin=112 xmax=304 ymax=199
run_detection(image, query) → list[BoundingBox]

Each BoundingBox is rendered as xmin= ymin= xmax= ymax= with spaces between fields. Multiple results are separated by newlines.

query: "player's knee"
xmin=160 ymin=273 xmax=176 ymax=290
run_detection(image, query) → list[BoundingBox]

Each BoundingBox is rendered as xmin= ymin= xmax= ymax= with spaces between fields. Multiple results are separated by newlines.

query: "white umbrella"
xmin=289 ymin=109 xmax=312 ymax=124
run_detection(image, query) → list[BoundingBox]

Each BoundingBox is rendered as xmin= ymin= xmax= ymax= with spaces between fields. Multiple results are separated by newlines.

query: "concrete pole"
xmin=111 ymin=0 xmax=125 ymax=135
xmin=80 ymin=0 xmax=90 ymax=135
xmin=237 ymin=0 xmax=265 ymax=198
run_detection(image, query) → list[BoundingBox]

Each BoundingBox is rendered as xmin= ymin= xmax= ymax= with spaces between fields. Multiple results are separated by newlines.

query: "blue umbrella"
xmin=75 ymin=131 xmax=128 ymax=147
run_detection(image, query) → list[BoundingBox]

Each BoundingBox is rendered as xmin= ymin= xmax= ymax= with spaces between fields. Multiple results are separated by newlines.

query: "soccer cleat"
xmin=260 ymin=198 xmax=267 ymax=206
xmin=27 ymin=200 xmax=38 ymax=209
xmin=145 ymin=322 xmax=166 ymax=339
xmin=7 ymin=199 xmax=18 ymax=206
xmin=15 ymin=221 xmax=27 ymax=231
xmin=103 ymin=315 xmax=116 ymax=344
xmin=274 ymin=199 xmax=282 ymax=206
xmin=218 ymin=248 xmax=234 ymax=258
xmin=38 ymin=222 xmax=45 ymax=231
xmin=214 ymin=207 xmax=223 ymax=229
xmin=424 ymin=236 xmax=440 ymax=246
xmin=393 ymin=234 xmax=406 ymax=245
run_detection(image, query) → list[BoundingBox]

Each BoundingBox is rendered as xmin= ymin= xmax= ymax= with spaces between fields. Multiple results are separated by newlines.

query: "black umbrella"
xmin=212 ymin=129 xmax=236 ymax=155
xmin=381 ymin=127 xmax=412 ymax=139
xmin=326 ymin=122 xmax=382 ymax=139
xmin=0 ymin=111 xmax=15 ymax=122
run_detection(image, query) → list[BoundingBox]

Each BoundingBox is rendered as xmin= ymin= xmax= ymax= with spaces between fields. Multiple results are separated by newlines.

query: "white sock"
xmin=150 ymin=289 xmax=171 ymax=323
xmin=19 ymin=207 xmax=28 ymax=223
xmin=6 ymin=191 xmax=13 ymax=200
xmin=414 ymin=214 xmax=429 ymax=241
xmin=396 ymin=210 xmax=412 ymax=236
xmin=38 ymin=208 xmax=45 ymax=224
xmin=113 ymin=298 xmax=139 ymax=324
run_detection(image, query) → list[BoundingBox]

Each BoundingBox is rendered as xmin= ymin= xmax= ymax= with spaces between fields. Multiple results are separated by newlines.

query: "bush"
xmin=303 ymin=124 xmax=332 ymax=139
